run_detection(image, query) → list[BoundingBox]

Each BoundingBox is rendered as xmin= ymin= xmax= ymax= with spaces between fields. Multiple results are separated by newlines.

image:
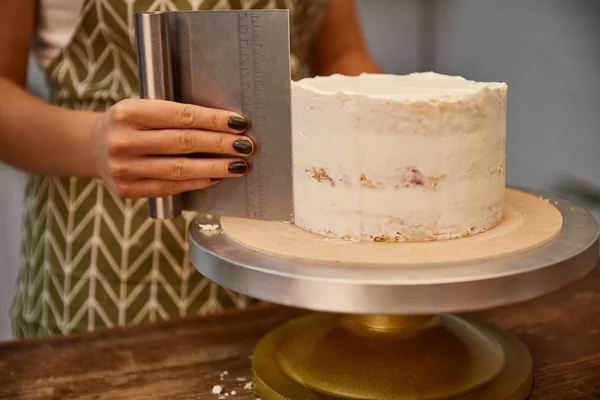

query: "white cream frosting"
xmin=291 ymin=72 xmax=508 ymax=242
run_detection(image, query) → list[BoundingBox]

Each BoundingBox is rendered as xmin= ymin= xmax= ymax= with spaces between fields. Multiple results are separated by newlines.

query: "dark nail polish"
xmin=227 ymin=116 xmax=247 ymax=131
xmin=210 ymin=178 xmax=222 ymax=182
xmin=228 ymin=161 xmax=248 ymax=174
xmin=232 ymin=140 xmax=253 ymax=155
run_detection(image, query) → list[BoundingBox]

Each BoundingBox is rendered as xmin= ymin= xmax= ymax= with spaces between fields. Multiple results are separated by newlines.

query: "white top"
xmin=33 ymin=0 xmax=85 ymax=68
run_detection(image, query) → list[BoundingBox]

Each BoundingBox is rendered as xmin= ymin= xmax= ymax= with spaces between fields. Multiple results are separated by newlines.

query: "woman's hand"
xmin=90 ymin=98 xmax=254 ymax=198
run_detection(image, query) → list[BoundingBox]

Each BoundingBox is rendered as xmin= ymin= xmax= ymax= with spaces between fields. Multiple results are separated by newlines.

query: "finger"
xmin=109 ymin=98 xmax=248 ymax=133
xmin=121 ymin=129 xmax=254 ymax=156
xmin=115 ymin=178 xmax=220 ymax=199
xmin=110 ymin=157 xmax=249 ymax=181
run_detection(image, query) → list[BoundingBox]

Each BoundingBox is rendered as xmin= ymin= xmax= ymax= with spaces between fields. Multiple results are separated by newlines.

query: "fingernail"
xmin=227 ymin=161 xmax=248 ymax=174
xmin=232 ymin=140 xmax=253 ymax=155
xmin=210 ymin=178 xmax=222 ymax=182
xmin=227 ymin=116 xmax=247 ymax=131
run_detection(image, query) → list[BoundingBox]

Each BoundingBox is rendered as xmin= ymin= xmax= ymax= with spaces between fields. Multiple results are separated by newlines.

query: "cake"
xmin=291 ymin=72 xmax=508 ymax=242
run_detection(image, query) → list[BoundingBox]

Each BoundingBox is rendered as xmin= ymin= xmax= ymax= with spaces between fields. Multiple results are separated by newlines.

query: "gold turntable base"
xmin=252 ymin=313 xmax=532 ymax=400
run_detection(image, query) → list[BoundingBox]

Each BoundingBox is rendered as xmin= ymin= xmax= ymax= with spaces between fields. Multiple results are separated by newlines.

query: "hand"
xmin=90 ymin=98 xmax=253 ymax=198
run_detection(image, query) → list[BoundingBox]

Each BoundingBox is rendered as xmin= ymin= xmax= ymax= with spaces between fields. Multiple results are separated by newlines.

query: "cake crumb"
xmin=198 ymin=223 xmax=219 ymax=236
xmin=428 ymin=175 xmax=446 ymax=188
xmin=373 ymin=235 xmax=394 ymax=243
xmin=212 ymin=385 xmax=223 ymax=395
xmin=402 ymin=167 xmax=445 ymax=189
xmin=218 ymin=370 xmax=229 ymax=380
xmin=490 ymin=164 xmax=505 ymax=177
xmin=306 ymin=167 xmax=335 ymax=186
xmin=199 ymin=223 xmax=219 ymax=230
xmin=244 ymin=382 xmax=254 ymax=390
xmin=403 ymin=167 xmax=424 ymax=187
xmin=360 ymin=173 xmax=377 ymax=189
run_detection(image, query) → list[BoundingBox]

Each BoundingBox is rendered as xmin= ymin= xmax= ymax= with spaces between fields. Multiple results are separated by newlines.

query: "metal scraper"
xmin=135 ymin=10 xmax=293 ymax=221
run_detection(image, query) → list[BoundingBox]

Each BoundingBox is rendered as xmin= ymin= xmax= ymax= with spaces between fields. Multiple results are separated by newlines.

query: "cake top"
xmin=294 ymin=72 xmax=507 ymax=101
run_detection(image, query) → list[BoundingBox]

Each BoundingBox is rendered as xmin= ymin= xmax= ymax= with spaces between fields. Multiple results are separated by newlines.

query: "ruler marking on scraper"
xmin=238 ymin=12 xmax=258 ymax=218
xmin=172 ymin=10 xmax=293 ymax=221
xmin=237 ymin=11 xmax=290 ymax=219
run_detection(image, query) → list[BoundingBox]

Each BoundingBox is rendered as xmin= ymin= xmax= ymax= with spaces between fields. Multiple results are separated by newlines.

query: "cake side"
xmin=292 ymin=72 xmax=508 ymax=242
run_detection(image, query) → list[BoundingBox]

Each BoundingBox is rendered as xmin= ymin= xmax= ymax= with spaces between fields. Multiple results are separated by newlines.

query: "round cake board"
xmin=220 ymin=188 xmax=563 ymax=266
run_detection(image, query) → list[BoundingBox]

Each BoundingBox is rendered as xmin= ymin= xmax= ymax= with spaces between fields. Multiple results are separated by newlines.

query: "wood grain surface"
xmin=1 ymin=263 xmax=599 ymax=400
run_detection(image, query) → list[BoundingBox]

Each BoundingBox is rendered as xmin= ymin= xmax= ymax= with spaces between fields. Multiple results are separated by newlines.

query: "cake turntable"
xmin=188 ymin=187 xmax=599 ymax=400
xmin=133 ymin=9 xmax=597 ymax=398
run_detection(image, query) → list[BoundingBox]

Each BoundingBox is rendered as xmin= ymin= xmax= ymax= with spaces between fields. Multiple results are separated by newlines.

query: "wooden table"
xmin=1 ymin=263 xmax=599 ymax=400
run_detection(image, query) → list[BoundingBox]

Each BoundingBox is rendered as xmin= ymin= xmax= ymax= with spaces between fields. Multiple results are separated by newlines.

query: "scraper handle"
xmin=135 ymin=12 xmax=182 ymax=219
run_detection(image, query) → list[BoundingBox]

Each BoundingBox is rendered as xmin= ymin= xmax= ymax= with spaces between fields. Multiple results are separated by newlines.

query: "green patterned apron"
xmin=12 ymin=0 xmax=328 ymax=338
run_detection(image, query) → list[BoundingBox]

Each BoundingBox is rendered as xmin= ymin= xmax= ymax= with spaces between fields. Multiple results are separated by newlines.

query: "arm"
xmin=0 ymin=0 xmax=100 ymax=178
xmin=308 ymin=0 xmax=382 ymax=76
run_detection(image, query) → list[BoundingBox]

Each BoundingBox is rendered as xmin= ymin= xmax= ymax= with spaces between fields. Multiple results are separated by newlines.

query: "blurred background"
xmin=0 ymin=0 xmax=599 ymax=340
